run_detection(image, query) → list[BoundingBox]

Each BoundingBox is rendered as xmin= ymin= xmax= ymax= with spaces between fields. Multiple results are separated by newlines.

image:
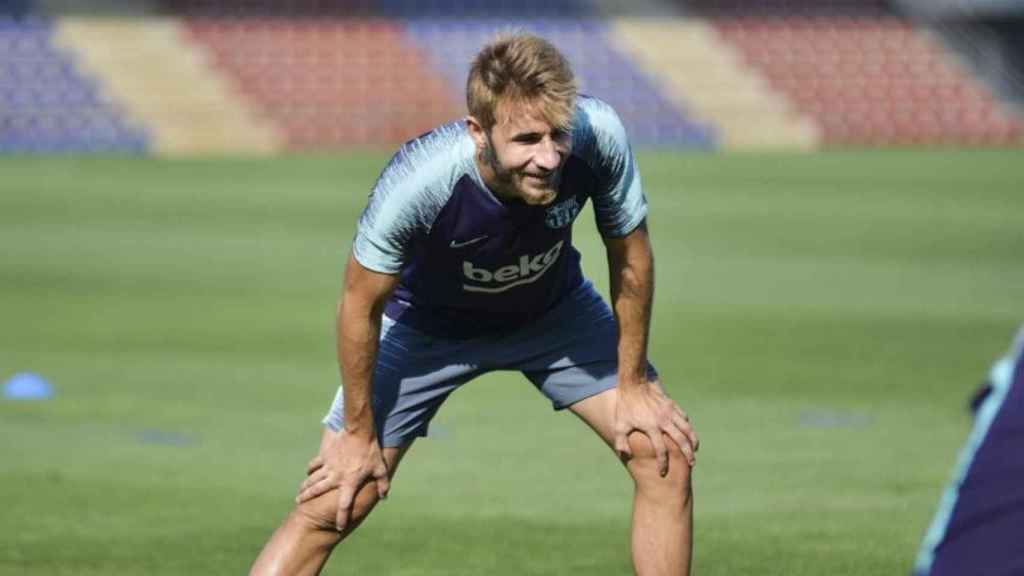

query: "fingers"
xmin=647 ymin=428 xmax=669 ymax=477
xmin=296 ymin=474 xmax=333 ymax=504
xmin=664 ymin=423 xmax=695 ymax=467
xmin=334 ymin=481 xmax=358 ymax=533
xmin=373 ymin=460 xmax=391 ymax=499
xmin=306 ymin=455 xmax=324 ymax=475
xmin=298 ymin=469 xmax=326 ymax=495
xmin=671 ymin=412 xmax=699 ymax=455
xmin=614 ymin=430 xmax=633 ymax=461
xmin=673 ymin=407 xmax=700 ymax=452
xmin=675 ymin=413 xmax=700 ymax=453
xmin=375 ymin=475 xmax=391 ymax=500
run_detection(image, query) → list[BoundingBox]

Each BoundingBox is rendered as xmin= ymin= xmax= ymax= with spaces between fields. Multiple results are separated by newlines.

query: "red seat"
xmin=710 ymin=14 xmax=1023 ymax=146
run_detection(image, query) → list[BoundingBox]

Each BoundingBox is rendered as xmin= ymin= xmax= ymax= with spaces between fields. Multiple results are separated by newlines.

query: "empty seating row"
xmin=682 ymin=0 xmax=893 ymax=17
xmin=402 ymin=19 xmax=716 ymax=148
xmin=0 ymin=16 xmax=150 ymax=153
xmin=1 ymin=112 xmax=148 ymax=152
xmin=709 ymin=15 xmax=1021 ymax=145
xmin=182 ymin=18 xmax=462 ymax=148
xmin=162 ymin=0 xmax=591 ymax=18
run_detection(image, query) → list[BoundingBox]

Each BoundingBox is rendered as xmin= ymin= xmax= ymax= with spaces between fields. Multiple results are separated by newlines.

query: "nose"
xmin=533 ymin=137 xmax=562 ymax=172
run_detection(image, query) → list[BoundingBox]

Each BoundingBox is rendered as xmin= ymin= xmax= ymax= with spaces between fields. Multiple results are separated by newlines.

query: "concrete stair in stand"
xmin=54 ymin=16 xmax=282 ymax=155
xmin=609 ymin=18 xmax=819 ymax=150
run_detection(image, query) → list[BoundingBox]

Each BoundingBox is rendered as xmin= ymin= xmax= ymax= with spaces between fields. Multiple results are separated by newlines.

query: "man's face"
xmin=471 ymin=100 xmax=573 ymax=206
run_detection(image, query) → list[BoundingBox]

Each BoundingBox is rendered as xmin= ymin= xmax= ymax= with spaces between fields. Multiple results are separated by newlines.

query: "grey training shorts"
xmin=323 ymin=280 xmax=657 ymax=448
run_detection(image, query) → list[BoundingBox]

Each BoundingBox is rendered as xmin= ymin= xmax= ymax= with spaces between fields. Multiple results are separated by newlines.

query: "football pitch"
xmin=1 ymin=149 xmax=1021 ymax=575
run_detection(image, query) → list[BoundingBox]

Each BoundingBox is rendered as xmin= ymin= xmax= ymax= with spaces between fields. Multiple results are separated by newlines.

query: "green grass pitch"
xmin=0 ymin=149 xmax=1021 ymax=575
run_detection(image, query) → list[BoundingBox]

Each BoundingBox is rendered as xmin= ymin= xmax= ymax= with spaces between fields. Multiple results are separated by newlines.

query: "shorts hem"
xmin=380 ymin=430 xmax=426 ymax=449
xmin=552 ymin=379 xmax=618 ymax=411
xmin=320 ymin=422 xmax=424 ymax=450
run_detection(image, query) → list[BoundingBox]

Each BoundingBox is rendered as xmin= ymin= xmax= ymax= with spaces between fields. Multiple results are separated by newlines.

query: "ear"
xmin=465 ymin=116 xmax=488 ymax=151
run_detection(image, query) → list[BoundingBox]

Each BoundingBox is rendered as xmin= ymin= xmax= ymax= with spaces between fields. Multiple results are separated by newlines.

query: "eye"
xmin=514 ymin=133 xmax=543 ymax=144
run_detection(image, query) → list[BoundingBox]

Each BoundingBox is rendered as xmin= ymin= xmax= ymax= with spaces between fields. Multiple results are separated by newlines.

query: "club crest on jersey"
xmin=462 ymin=241 xmax=563 ymax=294
xmin=544 ymin=197 xmax=581 ymax=229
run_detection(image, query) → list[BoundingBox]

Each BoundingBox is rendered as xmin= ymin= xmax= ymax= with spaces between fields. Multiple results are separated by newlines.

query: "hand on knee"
xmin=295 ymin=483 xmax=381 ymax=535
xmin=625 ymin=431 xmax=693 ymax=496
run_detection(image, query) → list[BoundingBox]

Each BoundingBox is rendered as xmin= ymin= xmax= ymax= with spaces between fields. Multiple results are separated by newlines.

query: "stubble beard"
xmin=481 ymin=138 xmax=559 ymax=206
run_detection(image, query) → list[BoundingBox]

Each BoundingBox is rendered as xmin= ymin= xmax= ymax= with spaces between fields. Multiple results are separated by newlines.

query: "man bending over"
xmin=250 ymin=33 xmax=700 ymax=576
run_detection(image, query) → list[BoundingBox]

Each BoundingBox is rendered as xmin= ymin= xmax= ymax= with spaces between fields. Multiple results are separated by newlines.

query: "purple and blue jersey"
xmin=352 ymin=96 xmax=647 ymax=338
xmin=914 ymin=325 xmax=1024 ymax=576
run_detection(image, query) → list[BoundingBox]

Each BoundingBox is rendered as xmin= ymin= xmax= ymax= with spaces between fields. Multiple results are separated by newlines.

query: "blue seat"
xmin=0 ymin=17 xmax=150 ymax=154
xmin=0 ymin=0 xmax=38 ymax=19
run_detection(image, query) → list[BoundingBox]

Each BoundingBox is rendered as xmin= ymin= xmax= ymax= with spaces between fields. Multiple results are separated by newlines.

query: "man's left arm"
xmin=605 ymin=220 xmax=699 ymax=476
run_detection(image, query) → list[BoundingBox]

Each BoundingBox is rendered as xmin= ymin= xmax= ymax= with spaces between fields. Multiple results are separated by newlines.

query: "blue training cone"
xmin=3 ymin=372 xmax=54 ymax=400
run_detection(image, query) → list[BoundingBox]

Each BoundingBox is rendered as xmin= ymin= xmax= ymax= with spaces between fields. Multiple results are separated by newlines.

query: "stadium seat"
xmin=402 ymin=18 xmax=716 ymax=148
xmin=181 ymin=17 xmax=463 ymax=149
xmin=698 ymin=8 xmax=1023 ymax=146
xmin=0 ymin=13 xmax=149 ymax=153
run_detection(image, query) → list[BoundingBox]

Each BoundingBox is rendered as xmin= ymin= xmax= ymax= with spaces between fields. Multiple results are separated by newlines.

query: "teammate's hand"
xmin=614 ymin=379 xmax=699 ymax=476
xmin=295 ymin=428 xmax=390 ymax=532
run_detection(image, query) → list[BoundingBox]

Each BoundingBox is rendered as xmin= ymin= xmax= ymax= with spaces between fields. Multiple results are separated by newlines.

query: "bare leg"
xmin=570 ymin=389 xmax=693 ymax=576
xmin=249 ymin=430 xmax=412 ymax=576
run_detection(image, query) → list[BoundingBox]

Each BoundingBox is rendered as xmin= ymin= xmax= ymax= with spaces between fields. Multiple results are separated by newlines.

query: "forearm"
xmin=607 ymin=226 xmax=655 ymax=388
xmin=336 ymin=296 xmax=384 ymax=435
xmin=335 ymin=256 xmax=398 ymax=437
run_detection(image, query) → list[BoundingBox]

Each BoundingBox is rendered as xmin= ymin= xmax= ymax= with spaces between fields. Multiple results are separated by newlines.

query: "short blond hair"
xmin=466 ymin=33 xmax=577 ymax=133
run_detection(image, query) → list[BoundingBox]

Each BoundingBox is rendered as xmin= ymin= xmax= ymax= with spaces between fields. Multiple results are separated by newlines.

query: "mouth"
xmin=515 ymin=170 xmax=560 ymax=205
xmin=523 ymin=172 xmax=556 ymax=187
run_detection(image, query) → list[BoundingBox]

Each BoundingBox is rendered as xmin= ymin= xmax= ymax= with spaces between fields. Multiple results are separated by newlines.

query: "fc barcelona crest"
xmin=545 ymin=196 xmax=581 ymax=229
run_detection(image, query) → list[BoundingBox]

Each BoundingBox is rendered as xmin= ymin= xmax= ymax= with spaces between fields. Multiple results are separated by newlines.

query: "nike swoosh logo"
xmin=450 ymin=235 xmax=489 ymax=248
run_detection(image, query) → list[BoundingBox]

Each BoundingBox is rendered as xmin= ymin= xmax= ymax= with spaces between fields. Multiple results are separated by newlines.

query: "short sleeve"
xmin=351 ymin=123 xmax=468 ymax=273
xmin=351 ymin=153 xmax=421 ymax=274
xmin=576 ymin=97 xmax=648 ymax=238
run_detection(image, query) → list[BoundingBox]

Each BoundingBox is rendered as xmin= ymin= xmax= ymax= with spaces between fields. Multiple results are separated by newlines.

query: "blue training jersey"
xmin=352 ymin=95 xmax=647 ymax=339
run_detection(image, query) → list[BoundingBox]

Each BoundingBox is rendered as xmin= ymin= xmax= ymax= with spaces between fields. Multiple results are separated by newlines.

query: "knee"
xmin=293 ymin=483 xmax=381 ymax=535
xmin=293 ymin=491 xmax=339 ymax=533
xmin=625 ymin=431 xmax=693 ymax=498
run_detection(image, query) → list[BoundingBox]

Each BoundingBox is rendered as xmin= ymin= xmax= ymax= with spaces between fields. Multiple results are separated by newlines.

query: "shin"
xmin=625 ymin=431 xmax=693 ymax=576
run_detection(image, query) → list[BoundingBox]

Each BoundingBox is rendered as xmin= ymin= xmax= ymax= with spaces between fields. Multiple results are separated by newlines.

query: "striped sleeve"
xmin=575 ymin=96 xmax=648 ymax=238
xmin=352 ymin=123 xmax=466 ymax=273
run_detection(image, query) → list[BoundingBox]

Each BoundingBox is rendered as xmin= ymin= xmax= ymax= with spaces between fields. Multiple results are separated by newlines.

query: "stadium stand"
xmin=179 ymin=17 xmax=464 ymax=148
xmin=0 ymin=11 xmax=148 ymax=153
xmin=402 ymin=18 xmax=717 ymax=148
xmin=2 ymin=0 xmax=1021 ymax=153
xmin=684 ymin=0 xmax=1023 ymax=145
xmin=0 ymin=0 xmax=36 ymax=18
xmin=608 ymin=18 xmax=817 ymax=150
xmin=54 ymin=15 xmax=282 ymax=155
xmin=375 ymin=0 xmax=589 ymax=18
xmin=683 ymin=0 xmax=893 ymax=17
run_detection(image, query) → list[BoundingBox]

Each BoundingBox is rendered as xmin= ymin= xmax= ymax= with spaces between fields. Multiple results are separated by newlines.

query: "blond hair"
xmin=466 ymin=33 xmax=577 ymax=133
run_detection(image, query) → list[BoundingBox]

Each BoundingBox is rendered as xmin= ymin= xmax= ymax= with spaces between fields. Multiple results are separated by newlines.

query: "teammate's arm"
xmin=295 ymin=254 xmax=399 ymax=531
xmin=604 ymin=221 xmax=699 ymax=475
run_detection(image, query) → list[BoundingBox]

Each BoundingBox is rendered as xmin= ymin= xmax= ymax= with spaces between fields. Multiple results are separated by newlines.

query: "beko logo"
xmin=462 ymin=241 xmax=564 ymax=293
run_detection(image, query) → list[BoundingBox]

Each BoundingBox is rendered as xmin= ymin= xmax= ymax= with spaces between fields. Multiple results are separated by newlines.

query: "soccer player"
xmin=913 ymin=324 xmax=1024 ymax=576
xmin=250 ymin=33 xmax=699 ymax=576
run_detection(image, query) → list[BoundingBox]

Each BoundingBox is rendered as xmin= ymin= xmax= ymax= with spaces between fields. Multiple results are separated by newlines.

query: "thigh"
xmin=510 ymin=280 xmax=656 ymax=410
xmin=322 ymin=316 xmax=485 ymax=448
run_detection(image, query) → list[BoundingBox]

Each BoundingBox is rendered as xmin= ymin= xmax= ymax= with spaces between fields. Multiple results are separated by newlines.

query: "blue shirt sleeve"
xmin=574 ymin=96 xmax=648 ymax=238
xmin=352 ymin=123 xmax=469 ymax=273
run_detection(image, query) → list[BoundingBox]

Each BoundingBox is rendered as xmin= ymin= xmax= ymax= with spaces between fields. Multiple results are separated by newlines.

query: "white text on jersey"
xmin=462 ymin=241 xmax=564 ymax=293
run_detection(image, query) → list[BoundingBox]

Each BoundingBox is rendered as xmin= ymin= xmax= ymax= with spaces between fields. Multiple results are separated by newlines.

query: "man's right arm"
xmin=337 ymin=254 xmax=400 ymax=436
xmin=296 ymin=254 xmax=399 ymax=531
